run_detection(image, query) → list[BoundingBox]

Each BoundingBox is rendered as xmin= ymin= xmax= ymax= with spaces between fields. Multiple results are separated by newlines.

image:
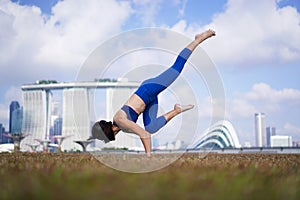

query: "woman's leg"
xmin=140 ymin=48 xmax=192 ymax=133
xmin=163 ymin=104 xmax=194 ymax=122
xmin=143 ymin=97 xmax=166 ymax=133
xmin=140 ymin=48 xmax=192 ymax=98
xmin=143 ymin=101 xmax=194 ymax=133
xmin=139 ymin=29 xmax=216 ymax=133
xmin=136 ymin=29 xmax=216 ymax=100
xmin=187 ymin=29 xmax=216 ymax=51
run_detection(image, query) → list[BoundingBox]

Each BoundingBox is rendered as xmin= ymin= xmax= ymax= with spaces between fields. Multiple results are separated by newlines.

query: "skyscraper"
xmin=0 ymin=124 xmax=5 ymax=143
xmin=53 ymin=117 xmax=62 ymax=136
xmin=21 ymin=90 xmax=52 ymax=151
xmin=266 ymin=126 xmax=276 ymax=147
xmin=61 ymin=88 xmax=91 ymax=151
xmin=255 ymin=113 xmax=266 ymax=147
xmin=9 ymin=101 xmax=20 ymax=133
xmin=50 ymin=101 xmax=61 ymax=137
xmin=11 ymin=107 xmax=23 ymax=133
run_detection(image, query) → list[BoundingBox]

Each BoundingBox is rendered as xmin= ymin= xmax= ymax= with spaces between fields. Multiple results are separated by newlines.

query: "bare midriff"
xmin=124 ymin=94 xmax=146 ymax=115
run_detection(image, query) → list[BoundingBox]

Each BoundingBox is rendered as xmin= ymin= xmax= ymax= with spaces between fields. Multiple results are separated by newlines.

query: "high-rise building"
xmin=0 ymin=124 xmax=10 ymax=144
xmin=255 ymin=113 xmax=266 ymax=147
xmin=21 ymin=90 xmax=52 ymax=151
xmin=61 ymin=88 xmax=91 ymax=151
xmin=50 ymin=101 xmax=62 ymax=137
xmin=9 ymin=101 xmax=20 ymax=133
xmin=11 ymin=107 xmax=23 ymax=133
xmin=266 ymin=126 xmax=276 ymax=147
xmin=0 ymin=124 xmax=4 ymax=143
xmin=53 ymin=117 xmax=62 ymax=135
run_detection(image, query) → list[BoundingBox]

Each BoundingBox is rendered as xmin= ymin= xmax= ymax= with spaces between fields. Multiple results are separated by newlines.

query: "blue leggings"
xmin=123 ymin=48 xmax=192 ymax=133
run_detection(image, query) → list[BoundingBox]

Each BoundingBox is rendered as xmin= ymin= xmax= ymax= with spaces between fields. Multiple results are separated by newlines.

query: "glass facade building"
xmin=9 ymin=101 xmax=20 ymax=133
xmin=0 ymin=124 xmax=9 ymax=144
xmin=53 ymin=117 xmax=62 ymax=136
xmin=11 ymin=107 xmax=23 ymax=133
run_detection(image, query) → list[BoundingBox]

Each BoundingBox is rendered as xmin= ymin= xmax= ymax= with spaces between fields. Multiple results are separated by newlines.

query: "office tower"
xmin=50 ymin=101 xmax=61 ymax=136
xmin=255 ymin=113 xmax=266 ymax=147
xmin=21 ymin=90 xmax=52 ymax=151
xmin=0 ymin=124 xmax=5 ymax=143
xmin=9 ymin=101 xmax=20 ymax=133
xmin=53 ymin=117 xmax=62 ymax=135
xmin=61 ymin=88 xmax=91 ymax=151
xmin=0 ymin=124 xmax=10 ymax=144
xmin=11 ymin=107 xmax=23 ymax=133
xmin=266 ymin=126 xmax=276 ymax=147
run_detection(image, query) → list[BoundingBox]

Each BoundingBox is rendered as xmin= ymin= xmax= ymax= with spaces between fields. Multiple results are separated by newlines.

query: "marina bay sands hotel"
xmin=21 ymin=80 xmax=140 ymax=151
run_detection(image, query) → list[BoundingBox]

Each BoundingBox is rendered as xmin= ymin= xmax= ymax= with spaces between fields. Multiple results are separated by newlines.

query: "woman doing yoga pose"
xmin=92 ymin=29 xmax=216 ymax=156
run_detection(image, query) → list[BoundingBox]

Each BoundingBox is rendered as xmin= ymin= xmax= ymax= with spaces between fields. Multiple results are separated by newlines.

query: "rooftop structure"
xmin=21 ymin=80 xmax=140 ymax=91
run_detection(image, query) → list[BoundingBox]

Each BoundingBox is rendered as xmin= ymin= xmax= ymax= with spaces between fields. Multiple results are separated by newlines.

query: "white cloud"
xmin=229 ymin=98 xmax=257 ymax=118
xmin=0 ymin=0 xmax=133 ymax=127
xmin=0 ymin=103 xmax=8 ymax=128
xmin=223 ymin=83 xmax=300 ymax=143
xmin=245 ymin=83 xmax=300 ymax=103
xmin=4 ymin=86 xmax=22 ymax=103
xmin=177 ymin=0 xmax=187 ymax=18
xmin=283 ymin=123 xmax=300 ymax=135
xmin=274 ymin=123 xmax=300 ymax=141
xmin=171 ymin=19 xmax=187 ymax=33
xmin=0 ymin=86 xmax=23 ymax=128
xmin=0 ymin=0 xmax=132 ymax=86
xmin=131 ymin=0 xmax=162 ymax=26
xmin=228 ymin=82 xmax=300 ymax=118
xmin=171 ymin=0 xmax=300 ymax=67
xmin=37 ymin=0 xmax=132 ymax=66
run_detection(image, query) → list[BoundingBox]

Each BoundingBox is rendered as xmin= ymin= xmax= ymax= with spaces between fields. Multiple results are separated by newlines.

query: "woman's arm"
xmin=114 ymin=116 xmax=152 ymax=156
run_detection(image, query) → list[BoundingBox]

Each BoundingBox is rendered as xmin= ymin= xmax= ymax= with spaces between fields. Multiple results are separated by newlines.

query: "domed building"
xmin=190 ymin=120 xmax=241 ymax=149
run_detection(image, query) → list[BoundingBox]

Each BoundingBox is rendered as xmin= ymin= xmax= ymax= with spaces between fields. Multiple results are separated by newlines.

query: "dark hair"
xmin=90 ymin=120 xmax=115 ymax=143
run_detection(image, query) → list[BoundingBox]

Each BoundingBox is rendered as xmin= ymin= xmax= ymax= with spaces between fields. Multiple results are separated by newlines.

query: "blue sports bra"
xmin=121 ymin=105 xmax=139 ymax=122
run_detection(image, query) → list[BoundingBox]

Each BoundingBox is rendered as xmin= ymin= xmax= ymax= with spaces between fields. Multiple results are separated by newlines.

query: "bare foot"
xmin=174 ymin=104 xmax=194 ymax=113
xmin=195 ymin=29 xmax=216 ymax=43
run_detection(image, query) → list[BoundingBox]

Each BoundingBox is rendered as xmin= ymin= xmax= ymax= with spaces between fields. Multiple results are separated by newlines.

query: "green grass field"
xmin=0 ymin=152 xmax=299 ymax=200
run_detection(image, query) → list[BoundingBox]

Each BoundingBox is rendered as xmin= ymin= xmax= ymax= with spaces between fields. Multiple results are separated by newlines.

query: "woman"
xmin=92 ymin=29 xmax=216 ymax=156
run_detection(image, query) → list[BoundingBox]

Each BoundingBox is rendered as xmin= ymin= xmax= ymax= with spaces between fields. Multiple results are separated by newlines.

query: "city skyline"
xmin=0 ymin=0 xmax=299 ymax=146
xmin=1 ymin=92 xmax=296 ymax=148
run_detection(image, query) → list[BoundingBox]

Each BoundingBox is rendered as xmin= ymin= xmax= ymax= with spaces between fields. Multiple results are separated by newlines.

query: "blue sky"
xmin=1 ymin=0 xmax=300 ymax=146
